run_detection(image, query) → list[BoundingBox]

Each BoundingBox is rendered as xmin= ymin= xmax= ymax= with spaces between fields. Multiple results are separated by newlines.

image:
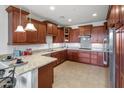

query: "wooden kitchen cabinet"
xmin=46 ymin=22 xmax=53 ymax=35
xmin=60 ymin=50 xmax=67 ymax=62
xmin=67 ymin=50 xmax=79 ymax=62
xmin=91 ymin=26 xmax=106 ymax=43
xmin=6 ymin=6 xmax=29 ymax=44
xmin=6 ymin=6 xmax=47 ymax=45
xmin=38 ymin=61 xmax=55 ymax=88
xmin=51 ymin=50 xmax=67 ymax=66
xmin=78 ymin=51 xmax=91 ymax=64
xmin=45 ymin=21 xmax=58 ymax=36
xmin=91 ymin=52 xmax=98 ymax=65
xmin=97 ymin=52 xmax=104 ymax=66
xmin=69 ymin=29 xmax=80 ymax=43
xmin=37 ymin=22 xmax=46 ymax=43
xmin=51 ymin=52 xmax=60 ymax=65
xmin=26 ymin=19 xmax=39 ymax=43
xmin=79 ymin=25 xmax=92 ymax=36
xmin=115 ymin=29 xmax=121 ymax=87
xmin=119 ymin=26 xmax=124 ymax=88
xmin=120 ymin=5 xmax=124 ymax=25
xmin=53 ymin=27 xmax=64 ymax=43
xmin=52 ymin=24 xmax=58 ymax=36
xmin=107 ymin=5 xmax=123 ymax=29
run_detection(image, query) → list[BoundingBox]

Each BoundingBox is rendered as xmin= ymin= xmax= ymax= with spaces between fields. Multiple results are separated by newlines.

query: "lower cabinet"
xmin=67 ymin=49 xmax=105 ymax=66
xmin=78 ymin=51 xmax=91 ymax=64
xmin=51 ymin=50 xmax=67 ymax=66
xmin=38 ymin=61 xmax=56 ymax=88
xmin=67 ymin=50 xmax=78 ymax=62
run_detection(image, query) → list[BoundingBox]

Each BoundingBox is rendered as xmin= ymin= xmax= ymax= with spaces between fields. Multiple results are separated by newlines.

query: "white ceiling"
xmin=21 ymin=5 xmax=109 ymax=26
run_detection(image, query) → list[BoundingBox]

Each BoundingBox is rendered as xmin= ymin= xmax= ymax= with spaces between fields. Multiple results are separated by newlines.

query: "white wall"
xmin=0 ymin=6 xmax=64 ymax=55
xmin=69 ymin=20 xmax=106 ymax=29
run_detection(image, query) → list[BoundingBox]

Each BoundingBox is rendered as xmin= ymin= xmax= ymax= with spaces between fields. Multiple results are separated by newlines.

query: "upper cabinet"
xmin=46 ymin=22 xmax=53 ymax=35
xmin=69 ymin=29 xmax=80 ymax=43
xmin=45 ymin=21 xmax=58 ymax=36
xmin=79 ymin=25 xmax=92 ymax=36
xmin=53 ymin=27 xmax=64 ymax=43
xmin=6 ymin=6 xmax=47 ymax=45
xmin=107 ymin=5 xmax=124 ymax=29
xmin=120 ymin=5 xmax=124 ymax=26
xmin=26 ymin=19 xmax=39 ymax=43
xmin=26 ymin=19 xmax=47 ymax=44
xmin=38 ymin=22 xmax=46 ymax=43
xmin=91 ymin=26 xmax=106 ymax=43
xmin=52 ymin=24 xmax=58 ymax=36
xmin=6 ymin=6 xmax=29 ymax=44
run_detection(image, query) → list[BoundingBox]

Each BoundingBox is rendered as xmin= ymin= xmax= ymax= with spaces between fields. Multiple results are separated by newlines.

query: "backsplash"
xmin=0 ymin=43 xmax=64 ymax=55
xmin=66 ymin=43 xmax=106 ymax=50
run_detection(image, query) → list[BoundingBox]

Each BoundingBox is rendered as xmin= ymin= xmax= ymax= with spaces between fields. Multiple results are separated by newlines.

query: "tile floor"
xmin=53 ymin=61 xmax=109 ymax=88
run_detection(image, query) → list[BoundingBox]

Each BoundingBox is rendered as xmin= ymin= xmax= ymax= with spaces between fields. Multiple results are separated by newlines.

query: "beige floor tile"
xmin=53 ymin=61 xmax=109 ymax=88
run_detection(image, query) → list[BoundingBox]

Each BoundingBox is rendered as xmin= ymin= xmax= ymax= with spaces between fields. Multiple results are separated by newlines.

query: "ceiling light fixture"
xmin=49 ymin=6 xmax=55 ymax=11
xmin=25 ymin=9 xmax=37 ymax=31
xmin=15 ymin=8 xmax=25 ymax=32
xmin=92 ymin=13 xmax=97 ymax=17
xmin=68 ymin=19 xmax=72 ymax=22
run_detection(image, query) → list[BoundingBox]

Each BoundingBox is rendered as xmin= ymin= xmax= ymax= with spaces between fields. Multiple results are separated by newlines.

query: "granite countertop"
xmin=15 ymin=48 xmax=67 ymax=75
xmin=15 ymin=54 xmax=57 ymax=75
xmin=0 ymin=47 xmax=109 ymax=76
xmin=66 ymin=48 xmax=109 ymax=52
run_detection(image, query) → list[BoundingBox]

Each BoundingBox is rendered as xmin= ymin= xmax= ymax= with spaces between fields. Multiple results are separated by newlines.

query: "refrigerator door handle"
xmin=103 ymin=38 xmax=107 ymax=65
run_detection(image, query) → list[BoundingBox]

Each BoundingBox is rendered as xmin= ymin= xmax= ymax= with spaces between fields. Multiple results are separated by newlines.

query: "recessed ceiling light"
xmin=68 ymin=19 xmax=72 ymax=22
xmin=92 ymin=13 xmax=97 ymax=17
xmin=49 ymin=6 xmax=55 ymax=11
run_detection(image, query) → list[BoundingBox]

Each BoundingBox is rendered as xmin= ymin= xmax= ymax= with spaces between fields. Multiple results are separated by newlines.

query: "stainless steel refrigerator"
xmin=108 ymin=28 xmax=116 ymax=88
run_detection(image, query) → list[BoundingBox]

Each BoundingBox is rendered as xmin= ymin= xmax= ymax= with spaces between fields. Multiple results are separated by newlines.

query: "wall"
xmin=0 ymin=5 xmax=64 ymax=55
xmin=69 ymin=20 xmax=106 ymax=29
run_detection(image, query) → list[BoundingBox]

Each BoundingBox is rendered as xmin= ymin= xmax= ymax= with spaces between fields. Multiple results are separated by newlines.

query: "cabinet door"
xmin=69 ymin=29 xmax=79 ymax=43
xmin=79 ymin=25 xmax=92 ymax=36
xmin=91 ymin=27 xmax=98 ymax=43
xmin=13 ymin=12 xmax=27 ymax=43
xmin=47 ymin=23 xmax=53 ymax=35
xmin=114 ymin=5 xmax=122 ymax=29
xmin=78 ymin=51 xmax=91 ymax=64
xmin=26 ymin=20 xmax=38 ymax=43
xmin=67 ymin=50 xmax=78 ymax=61
xmin=38 ymin=23 xmax=46 ymax=43
xmin=53 ymin=28 xmax=64 ymax=43
xmin=51 ymin=52 xmax=60 ymax=65
xmin=60 ymin=50 xmax=67 ymax=62
xmin=115 ymin=29 xmax=121 ymax=87
xmin=92 ymin=26 xmax=106 ymax=43
xmin=97 ymin=26 xmax=106 ymax=43
xmin=59 ymin=28 xmax=64 ymax=43
xmin=52 ymin=24 xmax=58 ymax=36
xmin=91 ymin=52 xmax=98 ymax=65
xmin=97 ymin=52 xmax=104 ymax=66
xmin=120 ymin=5 xmax=124 ymax=25
xmin=120 ymin=27 xmax=124 ymax=87
xmin=38 ymin=63 xmax=53 ymax=88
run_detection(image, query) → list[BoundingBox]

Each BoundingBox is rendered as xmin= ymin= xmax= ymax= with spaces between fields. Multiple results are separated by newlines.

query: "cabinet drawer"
xmin=91 ymin=59 xmax=97 ymax=65
xmin=78 ymin=52 xmax=90 ymax=58
xmin=91 ymin=55 xmax=97 ymax=59
xmin=78 ymin=58 xmax=90 ymax=63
